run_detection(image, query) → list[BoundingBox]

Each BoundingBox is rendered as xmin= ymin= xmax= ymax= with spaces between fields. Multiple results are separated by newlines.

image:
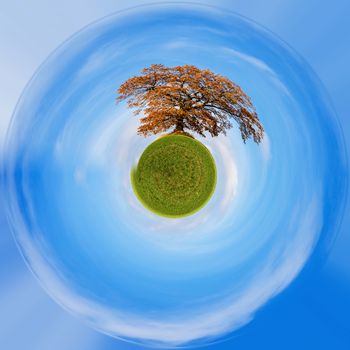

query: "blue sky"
xmin=0 ymin=1 xmax=350 ymax=350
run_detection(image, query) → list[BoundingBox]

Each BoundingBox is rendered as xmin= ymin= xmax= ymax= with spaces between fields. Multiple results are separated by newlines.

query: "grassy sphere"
xmin=131 ymin=135 xmax=217 ymax=218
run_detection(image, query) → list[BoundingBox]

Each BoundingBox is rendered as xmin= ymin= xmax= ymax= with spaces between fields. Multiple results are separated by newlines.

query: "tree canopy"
xmin=117 ymin=64 xmax=264 ymax=143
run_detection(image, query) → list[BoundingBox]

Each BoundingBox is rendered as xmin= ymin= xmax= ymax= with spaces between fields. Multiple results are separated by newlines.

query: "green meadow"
xmin=131 ymin=135 xmax=217 ymax=218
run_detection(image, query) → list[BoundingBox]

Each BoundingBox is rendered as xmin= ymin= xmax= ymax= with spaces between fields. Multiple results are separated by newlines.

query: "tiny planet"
xmin=4 ymin=3 xmax=347 ymax=348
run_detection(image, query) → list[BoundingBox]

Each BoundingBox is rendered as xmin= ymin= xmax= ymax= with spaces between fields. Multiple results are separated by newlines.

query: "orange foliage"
xmin=117 ymin=64 xmax=264 ymax=143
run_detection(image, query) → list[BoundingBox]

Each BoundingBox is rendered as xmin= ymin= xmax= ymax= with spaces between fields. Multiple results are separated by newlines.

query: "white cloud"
xmin=260 ymin=132 xmax=271 ymax=162
xmin=222 ymin=47 xmax=276 ymax=75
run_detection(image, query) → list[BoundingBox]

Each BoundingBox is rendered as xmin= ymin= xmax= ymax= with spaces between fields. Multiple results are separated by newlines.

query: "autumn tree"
xmin=117 ymin=64 xmax=264 ymax=143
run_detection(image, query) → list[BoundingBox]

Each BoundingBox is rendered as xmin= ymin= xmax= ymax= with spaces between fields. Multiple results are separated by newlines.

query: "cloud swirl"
xmin=4 ymin=4 xmax=347 ymax=347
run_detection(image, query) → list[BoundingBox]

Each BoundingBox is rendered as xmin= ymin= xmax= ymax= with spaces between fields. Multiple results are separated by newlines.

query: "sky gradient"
xmin=1 ymin=1 xmax=350 ymax=350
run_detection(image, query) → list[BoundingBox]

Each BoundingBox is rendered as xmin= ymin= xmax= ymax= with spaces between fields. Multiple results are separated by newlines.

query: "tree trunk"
xmin=175 ymin=120 xmax=184 ymax=132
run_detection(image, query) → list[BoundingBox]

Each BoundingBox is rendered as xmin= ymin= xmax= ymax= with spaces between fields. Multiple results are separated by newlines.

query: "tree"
xmin=117 ymin=64 xmax=264 ymax=143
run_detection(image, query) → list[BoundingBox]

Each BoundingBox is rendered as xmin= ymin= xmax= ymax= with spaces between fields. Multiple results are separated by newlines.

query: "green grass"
xmin=131 ymin=134 xmax=217 ymax=218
